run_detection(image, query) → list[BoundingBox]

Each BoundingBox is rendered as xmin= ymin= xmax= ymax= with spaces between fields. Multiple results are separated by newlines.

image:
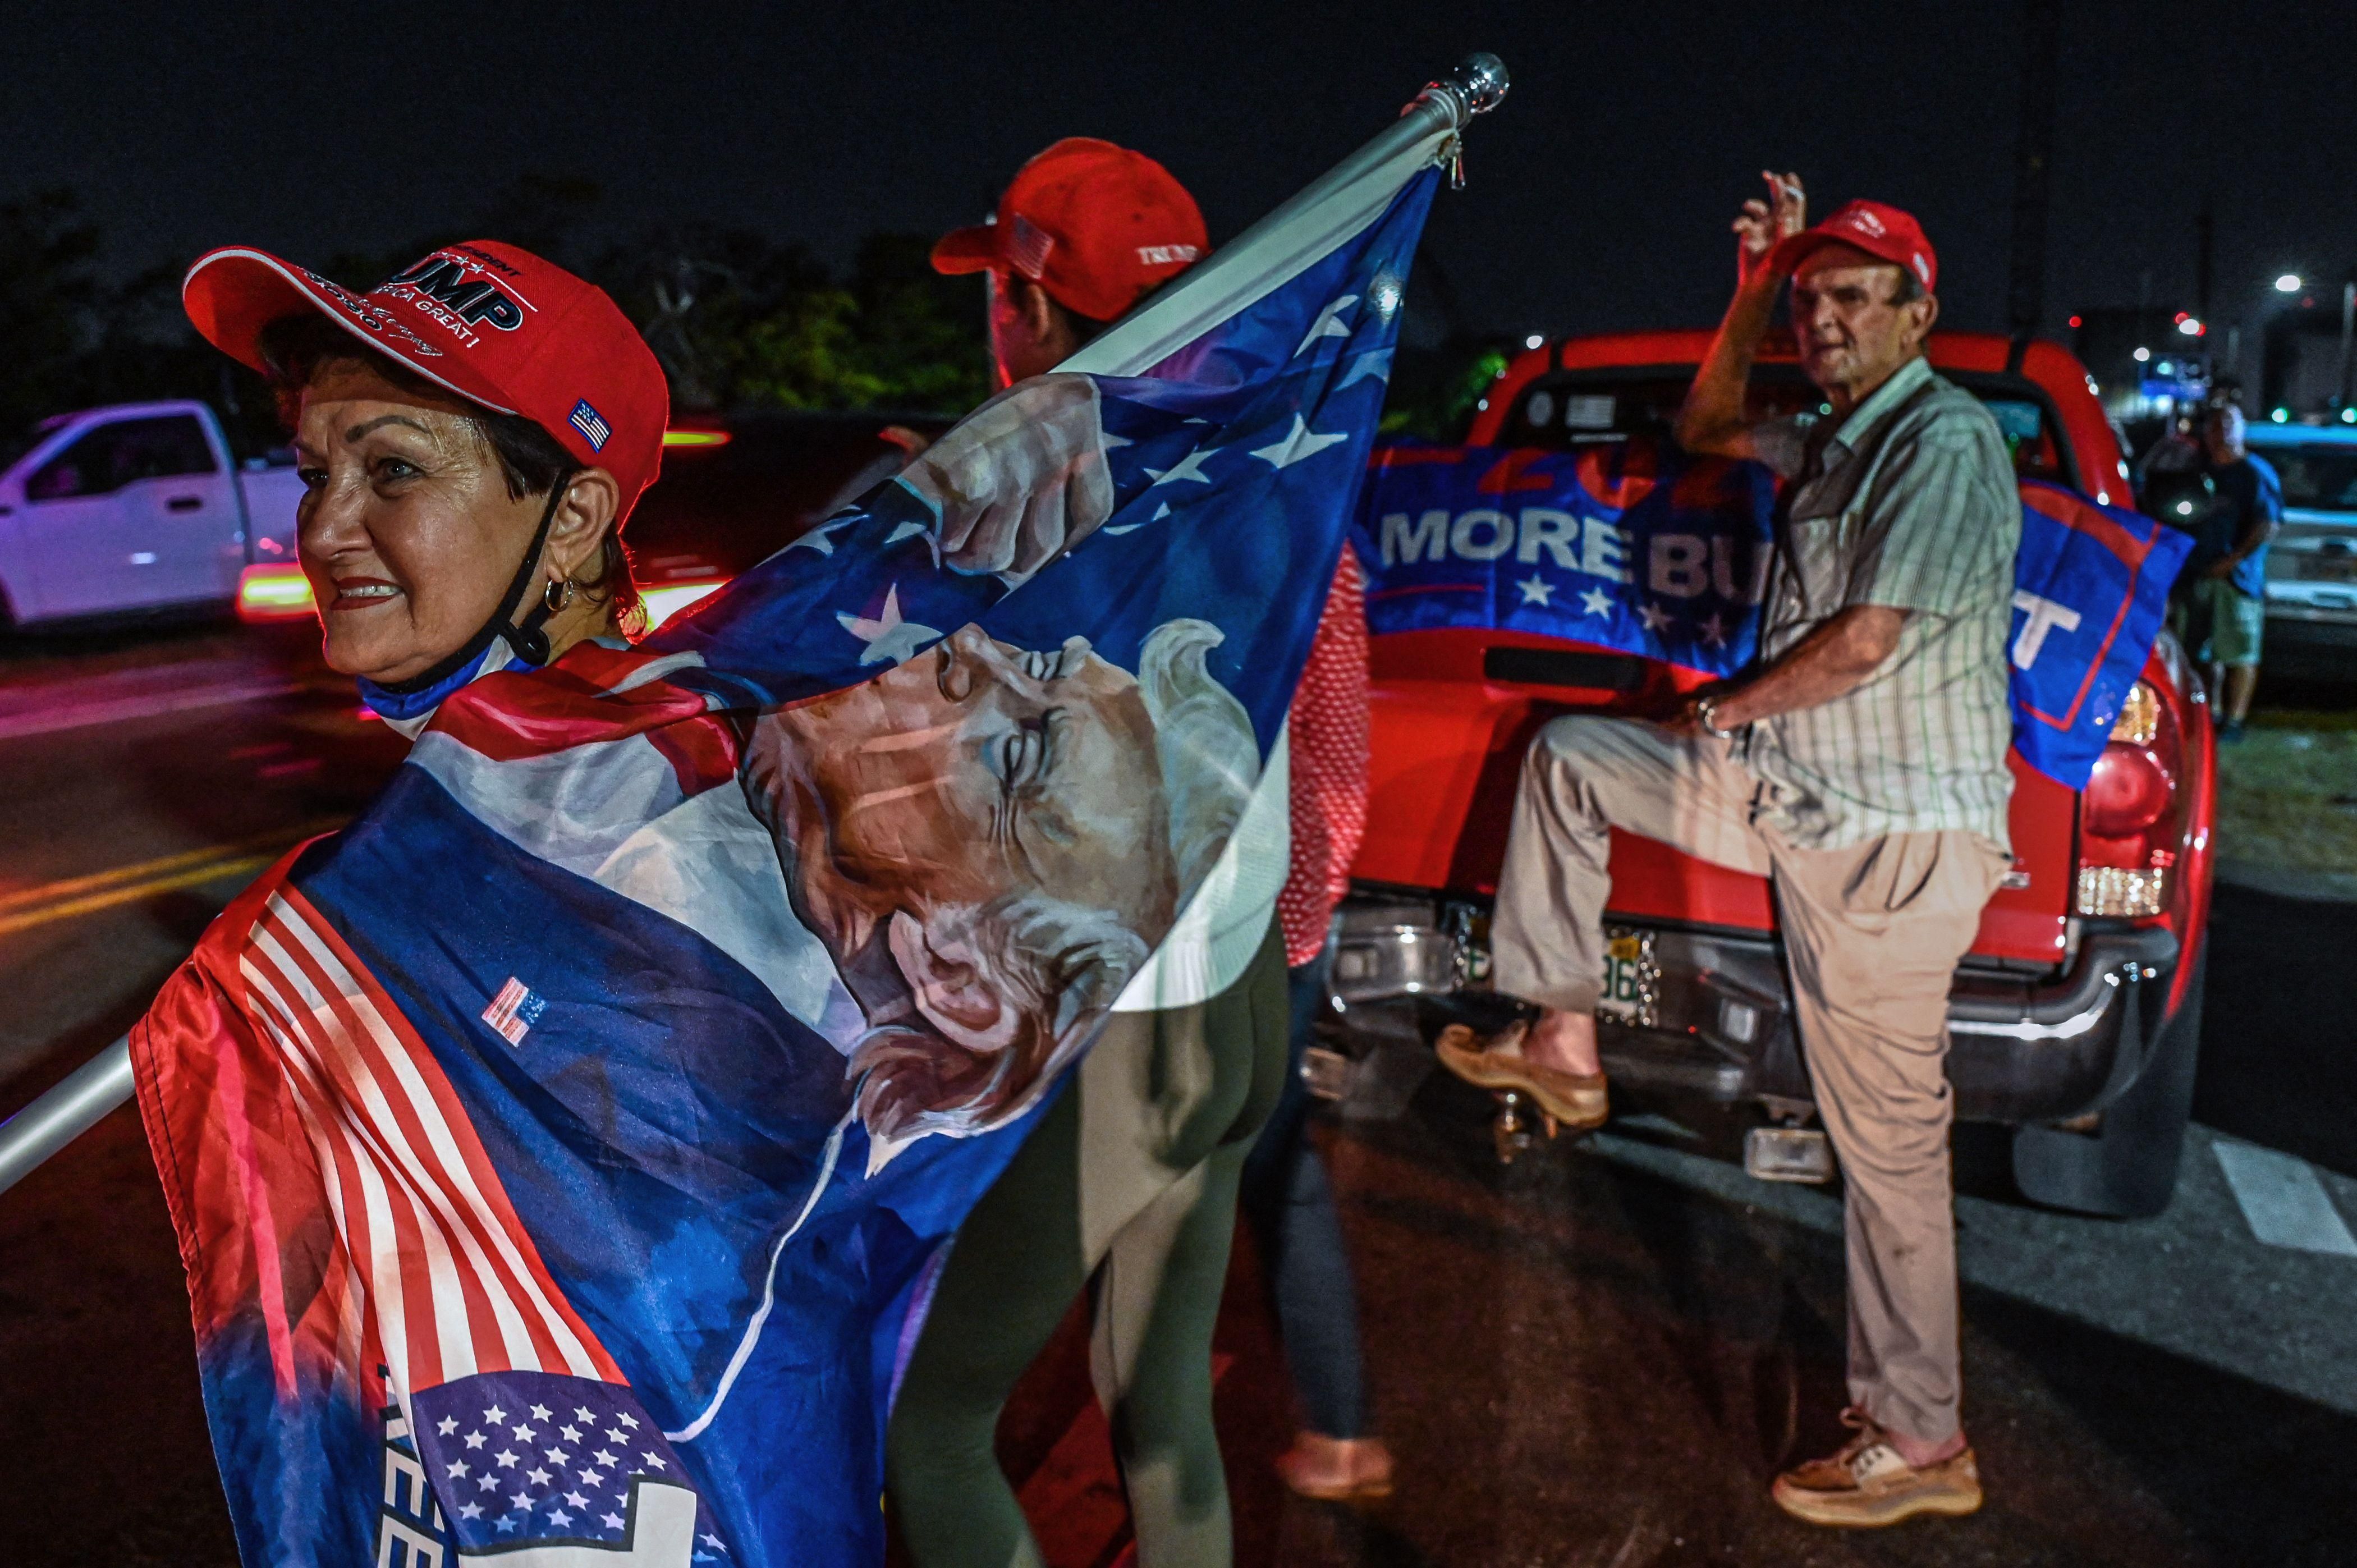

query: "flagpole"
xmin=0 ymin=53 xmax=1511 ymax=1207
xmin=1063 ymin=52 xmax=1509 ymax=379
xmin=0 ymin=1036 xmax=132 ymax=1198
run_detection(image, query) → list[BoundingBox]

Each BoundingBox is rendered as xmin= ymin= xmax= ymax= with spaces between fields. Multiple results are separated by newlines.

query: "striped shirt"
xmin=1744 ymin=355 xmax=2018 ymax=852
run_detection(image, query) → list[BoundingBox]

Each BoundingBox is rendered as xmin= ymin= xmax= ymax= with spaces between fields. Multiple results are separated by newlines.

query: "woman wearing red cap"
xmin=178 ymin=241 xmax=671 ymax=730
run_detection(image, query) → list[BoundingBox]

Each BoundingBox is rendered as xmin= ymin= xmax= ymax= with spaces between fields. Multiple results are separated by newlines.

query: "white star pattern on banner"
xmin=836 ymin=584 xmax=942 ymax=666
xmin=411 ymin=1372 xmax=726 ymax=1558
xmin=1250 ymin=414 xmax=1350 ymax=470
xmin=1580 ymin=586 xmax=1617 ymax=618
xmin=1336 ymin=346 xmax=1395 ymax=390
xmin=1638 ymin=600 xmax=1675 ymax=633
xmin=1143 ymin=447 xmax=1218 ymax=486
xmin=787 ymin=515 xmax=855 ymax=556
xmin=1293 ymin=294 xmax=1360 ymax=356
xmin=1516 ymin=575 xmax=1554 ymax=606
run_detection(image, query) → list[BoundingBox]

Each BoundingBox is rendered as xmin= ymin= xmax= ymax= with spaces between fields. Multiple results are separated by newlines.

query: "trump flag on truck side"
xmin=1352 ymin=447 xmax=2192 ymax=790
xmin=130 ymin=166 xmax=1443 ymax=1568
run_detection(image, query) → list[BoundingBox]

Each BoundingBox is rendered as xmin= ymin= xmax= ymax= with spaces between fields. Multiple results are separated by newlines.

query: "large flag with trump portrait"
xmin=129 ymin=139 xmax=1450 ymax=1568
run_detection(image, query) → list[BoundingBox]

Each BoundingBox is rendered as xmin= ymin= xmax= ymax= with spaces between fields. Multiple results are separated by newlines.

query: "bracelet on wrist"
xmin=1697 ymin=696 xmax=1742 ymax=740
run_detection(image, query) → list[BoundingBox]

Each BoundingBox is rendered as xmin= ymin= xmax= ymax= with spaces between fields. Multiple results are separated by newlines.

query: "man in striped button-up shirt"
xmin=1439 ymin=178 xmax=2019 ymax=1530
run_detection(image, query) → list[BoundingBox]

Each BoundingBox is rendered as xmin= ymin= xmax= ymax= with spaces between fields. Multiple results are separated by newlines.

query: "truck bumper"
xmin=2259 ymin=604 xmax=2357 ymax=678
xmin=1329 ymin=890 xmax=2180 ymax=1126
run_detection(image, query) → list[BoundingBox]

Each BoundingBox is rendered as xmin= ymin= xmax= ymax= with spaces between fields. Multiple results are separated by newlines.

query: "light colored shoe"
xmin=1275 ymin=1432 xmax=1394 ymax=1502
xmin=1771 ymin=1411 xmax=1983 ymax=1528
xmin=1434 ymin=1021 xmax=1608 ymax=1131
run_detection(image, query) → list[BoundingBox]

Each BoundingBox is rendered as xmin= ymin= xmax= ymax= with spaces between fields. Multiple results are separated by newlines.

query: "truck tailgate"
xmin=1355 ymin=629 xmax=2072 ymax=965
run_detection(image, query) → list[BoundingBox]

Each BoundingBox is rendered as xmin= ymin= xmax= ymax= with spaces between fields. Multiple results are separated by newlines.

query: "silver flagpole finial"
xmin=1445 ymin=53 xmax=1511 ymax=116
xmin=1409 ymin=54 xmax=1509 ymax=187
xmin=1414 ymin=53 xmax=1510 ymax=127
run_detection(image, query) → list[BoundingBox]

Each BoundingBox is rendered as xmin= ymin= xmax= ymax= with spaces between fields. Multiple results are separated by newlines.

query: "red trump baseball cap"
xmin=181 ymin=240 xmax=669 ymax=521
xmin=1768 ymin=199 xmax=1938 ymax=294
xmin=932 ymin=137 xmax=1208 ymax=323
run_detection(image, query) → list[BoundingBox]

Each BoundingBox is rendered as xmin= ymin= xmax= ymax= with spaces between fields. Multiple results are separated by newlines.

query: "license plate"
xmin=1596 ymin=927 xmax=1659 ymax=1026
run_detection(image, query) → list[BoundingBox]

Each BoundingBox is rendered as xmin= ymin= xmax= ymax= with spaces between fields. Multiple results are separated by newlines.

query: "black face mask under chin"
xmin=366 ymin=478 xmax=576 ymax=700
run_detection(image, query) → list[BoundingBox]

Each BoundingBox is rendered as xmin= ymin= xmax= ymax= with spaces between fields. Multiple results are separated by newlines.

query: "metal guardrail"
xmin=0 ymin=1037 xmax=133 ymax=1197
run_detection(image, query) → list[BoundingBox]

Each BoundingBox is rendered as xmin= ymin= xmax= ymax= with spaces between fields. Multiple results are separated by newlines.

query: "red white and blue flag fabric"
xmin=1353 ymin=445 xmax=2191 ymax=790
xmin=131 ymin=162 xmax=1442 ymax=1567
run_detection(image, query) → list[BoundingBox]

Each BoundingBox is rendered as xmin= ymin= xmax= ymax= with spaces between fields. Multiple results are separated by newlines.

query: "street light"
xmin=2133 ymin=346 xmax=2151 ymax=363
xmin=2276 ymin=274 xmax=2304 ymax=293
xmin=2177 ymin=317 xmax=2203 ymax=336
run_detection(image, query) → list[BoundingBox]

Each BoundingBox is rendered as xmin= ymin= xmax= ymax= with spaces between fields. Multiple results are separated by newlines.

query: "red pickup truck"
xmin=1332 ymin=329 xmax=2215 ymax=1218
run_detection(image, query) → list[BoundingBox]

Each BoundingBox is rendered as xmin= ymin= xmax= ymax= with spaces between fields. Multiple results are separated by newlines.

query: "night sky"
xmin=11 ymin=1 xmax=2354 ymax=384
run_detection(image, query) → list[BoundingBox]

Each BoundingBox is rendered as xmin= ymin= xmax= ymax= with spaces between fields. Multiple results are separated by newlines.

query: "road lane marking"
xmin=1584 ymin=1124 xmax=2357 ymax=1416
xmin=0 ymin=820 xmax=344 ymax=937
xmin=0 ymin=678 xmax=305 ymax=742
xmin=2213 ymin=1141 xmax=2357 ymax=1257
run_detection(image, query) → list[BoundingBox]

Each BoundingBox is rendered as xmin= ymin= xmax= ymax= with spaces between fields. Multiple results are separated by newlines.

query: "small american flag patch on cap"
xmin=482 ymin=976 xmax=547 ymax=1045
xmin=1006 ymin=214 xmax=1056 ymax=280
xmin=567 ymin=398 xmax=611 ymax=452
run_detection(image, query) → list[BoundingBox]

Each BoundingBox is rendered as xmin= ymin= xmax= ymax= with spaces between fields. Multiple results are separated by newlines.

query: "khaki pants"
xmin=1491 ymin=717 xmax=2009 ymax=1444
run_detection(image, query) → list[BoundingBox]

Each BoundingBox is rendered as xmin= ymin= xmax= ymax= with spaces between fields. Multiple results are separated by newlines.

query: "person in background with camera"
xmin=2185 ymin=402 xmax=2282 ymax=740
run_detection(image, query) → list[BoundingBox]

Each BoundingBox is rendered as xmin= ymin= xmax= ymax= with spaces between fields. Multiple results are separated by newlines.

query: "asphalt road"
xmin=1 ymin=622 xmax=2351 ymax=1567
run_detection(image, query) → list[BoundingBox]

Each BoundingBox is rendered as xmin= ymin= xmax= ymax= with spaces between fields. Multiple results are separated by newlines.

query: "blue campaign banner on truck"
xmin=1354 ymin=443 xmax=1777 ymax=677
xmin=2009 ymin=479 xmax=2194 ymax=786
xmin=1351 ymin=446 xmax=2193 ymax=790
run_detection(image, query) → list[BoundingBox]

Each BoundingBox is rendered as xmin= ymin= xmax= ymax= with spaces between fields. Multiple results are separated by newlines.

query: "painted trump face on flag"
xmin=744 ymin=617 xmax=1257 ymax=1153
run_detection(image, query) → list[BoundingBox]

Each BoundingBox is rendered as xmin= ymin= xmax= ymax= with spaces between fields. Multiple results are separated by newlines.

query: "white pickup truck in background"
xmin=0 ymin=400 xmax=304 ymax=629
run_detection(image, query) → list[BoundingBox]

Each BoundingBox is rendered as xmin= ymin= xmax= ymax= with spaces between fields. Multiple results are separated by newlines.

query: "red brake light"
xmin=2075 ymin=681 xmax=2185 ymax=918
xmin=2082 ymin=743 xmax=2173 ymax=837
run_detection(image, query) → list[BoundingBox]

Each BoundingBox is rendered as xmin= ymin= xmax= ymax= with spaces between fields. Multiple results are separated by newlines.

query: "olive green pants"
xmin=887 ymin=920 xmax=1290 ymax=1568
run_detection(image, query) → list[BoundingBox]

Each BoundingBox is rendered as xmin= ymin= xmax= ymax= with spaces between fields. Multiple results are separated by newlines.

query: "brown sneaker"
xmin=1275 ymin=1432 xmax=1395 ymax=1503
xmin=1434 ymin=1021 xmax=1608 ymax=1130
xmin=1771 ymin=1412 xmax=1982 ymax=1528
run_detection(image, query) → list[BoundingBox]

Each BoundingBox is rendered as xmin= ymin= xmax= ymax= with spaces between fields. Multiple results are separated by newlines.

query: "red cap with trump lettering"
xmin=182 ymin=240 xmax=668 ymax=520
xmin=932 ymin=137 xmax=1209 ymax=323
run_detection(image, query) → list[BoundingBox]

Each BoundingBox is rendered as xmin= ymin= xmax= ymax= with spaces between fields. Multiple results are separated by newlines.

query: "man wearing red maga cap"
xmin=181 ymin=240 xmax=668 ymax=727
xmin=1441 ymin=175 xmax=2019 ymax=1528
xmin=886 ymin=138 xmax=1390 ymax=1564
xmin=931 ymin=135 xmax=1208 ymax=386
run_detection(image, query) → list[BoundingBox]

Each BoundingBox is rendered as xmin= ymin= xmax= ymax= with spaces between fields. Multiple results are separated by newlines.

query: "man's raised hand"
xmin=1734 ymin=170 xmax=1806 ymax=287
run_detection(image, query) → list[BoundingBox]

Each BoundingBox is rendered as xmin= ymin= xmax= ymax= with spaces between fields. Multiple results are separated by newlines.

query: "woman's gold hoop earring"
xmin=543 ymin=579 xmax=577 ymax=615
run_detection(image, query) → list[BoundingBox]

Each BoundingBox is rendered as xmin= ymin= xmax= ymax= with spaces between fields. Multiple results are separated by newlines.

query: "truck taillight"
xmin=2074 ymin=680 xmax=2181 ymax=918
xmin=236 ymin=564 xmax=315 ymax=623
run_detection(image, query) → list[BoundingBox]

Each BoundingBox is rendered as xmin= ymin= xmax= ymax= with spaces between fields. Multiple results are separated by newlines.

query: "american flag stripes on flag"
xmin=568 ymin=398 xmax=612 ymax=452
xmin=480 ymin=975 xmax=544 ymax=1045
